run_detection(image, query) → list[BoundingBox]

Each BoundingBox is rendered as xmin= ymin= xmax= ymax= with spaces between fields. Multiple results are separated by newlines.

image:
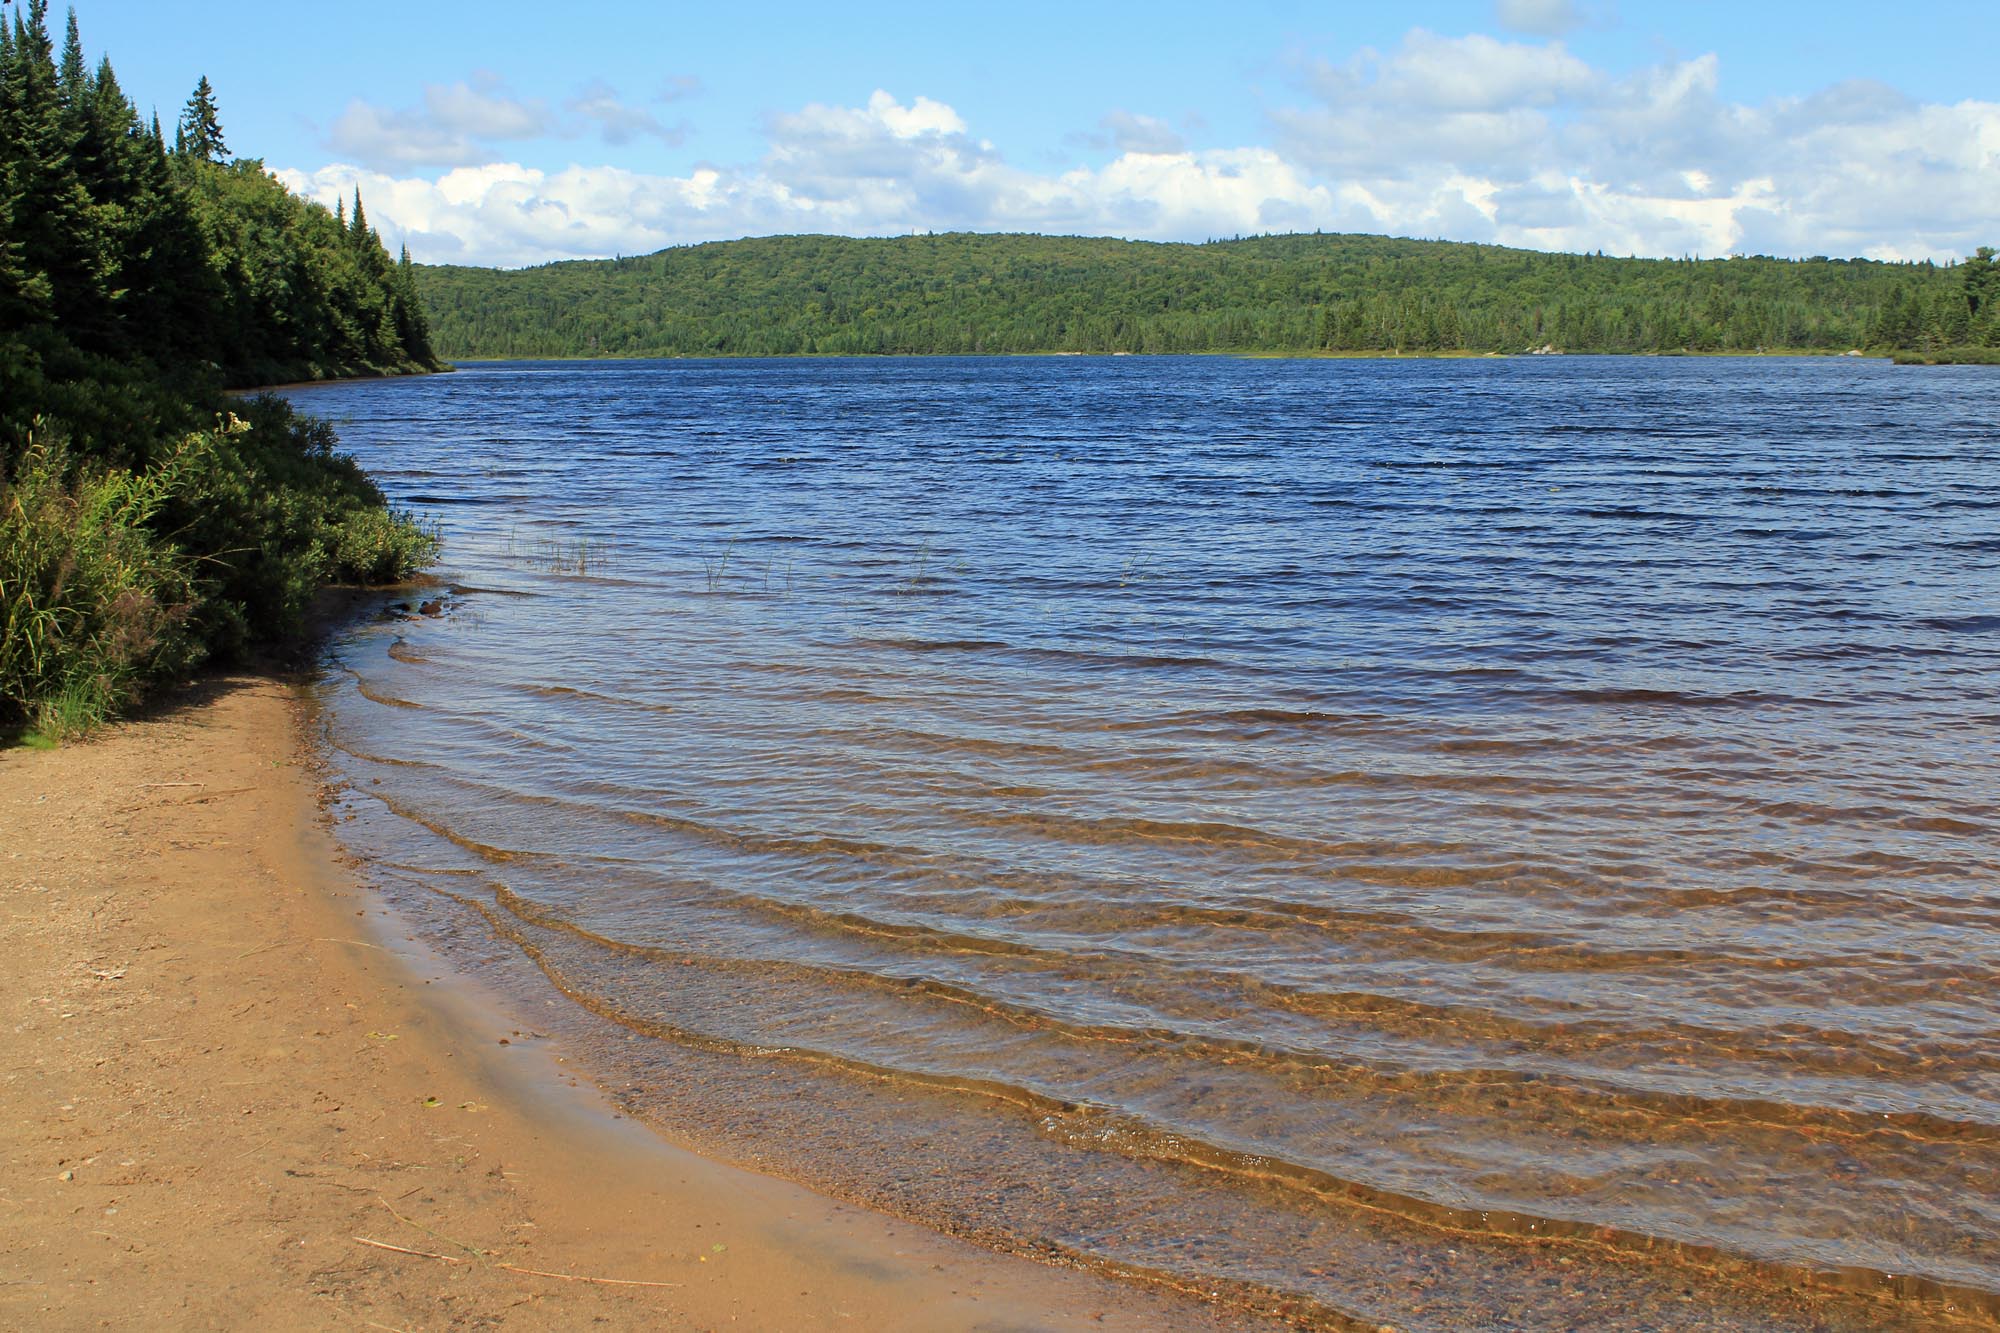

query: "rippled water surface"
xmin=290 ymin=357 xmax=2000 ymax=1330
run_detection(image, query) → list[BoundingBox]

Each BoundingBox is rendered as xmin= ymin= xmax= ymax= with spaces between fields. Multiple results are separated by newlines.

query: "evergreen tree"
xmin=56 ymin=7 xmax=84 ymax=103
xmin=175 ymin=73 xmax=225 ymax=161
xmin=1963 ymin=247 xmax=1997 ymax=332
xmin=0 ymin=0 xmax=107 ymax=338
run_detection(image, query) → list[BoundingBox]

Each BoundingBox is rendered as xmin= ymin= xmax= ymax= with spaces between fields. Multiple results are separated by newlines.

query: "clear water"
xmin=288 ymin=356 xmax=2000 ymax=1330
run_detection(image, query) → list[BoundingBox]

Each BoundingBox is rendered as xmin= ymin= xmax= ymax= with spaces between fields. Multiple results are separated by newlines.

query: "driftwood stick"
xmin=352 ymin=1236 xmax=683 ymax=1288
xmin=352 ymin=1236 xmax=464 ymax=1263
xmin=493 ymin=1263 xmax=682 ymax=1289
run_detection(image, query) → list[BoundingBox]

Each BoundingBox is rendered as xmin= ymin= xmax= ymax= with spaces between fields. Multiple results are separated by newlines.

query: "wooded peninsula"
xmin=415 ymin=231 xmax=2000 ymax=363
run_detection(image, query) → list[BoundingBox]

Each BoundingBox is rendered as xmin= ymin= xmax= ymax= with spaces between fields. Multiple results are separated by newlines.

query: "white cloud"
xmin=285 ymin=42 xmax=2000 ymax=269
xmin=277 ymin=102 xmax=1345 ymax=269
xmin=1372 ymin=30 xmax=1599 ymax=112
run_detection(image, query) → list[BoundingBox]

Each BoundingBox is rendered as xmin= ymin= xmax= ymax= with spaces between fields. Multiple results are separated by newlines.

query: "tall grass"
xmin=0 ymin=433 xmax=202 ymax=740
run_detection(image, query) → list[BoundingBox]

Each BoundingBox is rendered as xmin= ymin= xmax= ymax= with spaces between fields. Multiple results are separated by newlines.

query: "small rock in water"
xmin=418 ymin=599 xmax=444 ymax=617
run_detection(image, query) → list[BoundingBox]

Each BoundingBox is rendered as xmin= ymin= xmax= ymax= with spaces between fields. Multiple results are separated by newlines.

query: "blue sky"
xmin=64 ymin=1 xmax=2000 ymax=267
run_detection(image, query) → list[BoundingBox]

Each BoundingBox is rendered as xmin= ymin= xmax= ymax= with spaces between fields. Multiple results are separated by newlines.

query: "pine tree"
xmin=390 ymin=242 xmax=437 ymax=365
xmin=175 ymin=73 xmax=225 ymax=161
xmin=0 ymin=0 xmax=102 ymax=335
xmin=56 ymin=7 xmax=84 ymax=104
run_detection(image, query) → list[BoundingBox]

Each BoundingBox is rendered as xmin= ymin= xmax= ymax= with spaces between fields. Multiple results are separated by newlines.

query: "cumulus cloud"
xmin=286 ymin=38 xmax=2000 ymax=269
xmin=1272 ymin=29 xmax=2000 ymax=259
xmin=281 ymin=93 xmax=1351 ymax=267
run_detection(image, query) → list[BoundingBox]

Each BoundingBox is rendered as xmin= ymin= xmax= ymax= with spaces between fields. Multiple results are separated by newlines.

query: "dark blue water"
xmin=287 ymin=356 xmax=2000 ymax=1331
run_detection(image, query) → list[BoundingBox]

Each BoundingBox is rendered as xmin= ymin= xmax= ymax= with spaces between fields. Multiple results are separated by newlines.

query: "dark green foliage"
xmin=176 ymin=164 xmax=439 ymax=384
xmin=1966 ymin=248 xmax=1999 ymax=317
xmin=174 ymin=73 xmax=225 ymax=163
xmin=0 ymin=4 xmax=441 ymax=738
xmin=1866 ymin=245 xmax=2000 ymax=363
xmin=415 ymin=231 xmax=1992 ymax=360
xmin=154 ymin=396 xmax=438 ymax=653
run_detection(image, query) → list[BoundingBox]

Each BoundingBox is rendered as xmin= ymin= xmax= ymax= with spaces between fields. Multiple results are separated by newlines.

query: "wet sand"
xmin=0 ymin=674 xmax=1264 ymax=1332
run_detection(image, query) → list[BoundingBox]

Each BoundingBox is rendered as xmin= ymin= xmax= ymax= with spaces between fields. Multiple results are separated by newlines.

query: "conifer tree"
xmin=1963 ymin=248 xmax=1997 ymax=332
xmin=57 ymin=7 xmax=84 ymax=102
xmin=1 ymin=0 xmax=103 ymax=336
xmin=175 ymin=73 xmax=225 ymax=161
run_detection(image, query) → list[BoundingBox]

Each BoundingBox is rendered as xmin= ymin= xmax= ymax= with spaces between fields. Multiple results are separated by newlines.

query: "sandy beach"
xmin=0 ymin=673 xmax=1266 ymax=1332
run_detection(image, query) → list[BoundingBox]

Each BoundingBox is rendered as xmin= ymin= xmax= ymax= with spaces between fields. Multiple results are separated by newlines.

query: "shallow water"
xmin=290 ymin=356 xmax=2000 ymax=1329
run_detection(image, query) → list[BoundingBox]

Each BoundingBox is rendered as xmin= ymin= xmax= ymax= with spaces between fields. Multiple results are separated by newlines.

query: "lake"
xmin=286 ymin=356 xmax=2000 ymax=1330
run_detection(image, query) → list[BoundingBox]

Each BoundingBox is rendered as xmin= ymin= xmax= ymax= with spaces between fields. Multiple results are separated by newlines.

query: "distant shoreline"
xmin=412 ymin=230 xmax=1990 ymax=363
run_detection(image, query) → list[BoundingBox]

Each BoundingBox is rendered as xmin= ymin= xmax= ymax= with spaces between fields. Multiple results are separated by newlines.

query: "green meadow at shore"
xmin=0 ymin=1 xmax=438 ymax=741
xmin=415 ymin=232 xmax=2000 ymax=362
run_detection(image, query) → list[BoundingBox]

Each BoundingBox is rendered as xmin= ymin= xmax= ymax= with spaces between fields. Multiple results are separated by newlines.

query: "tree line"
xmin=2 ymin=1 xmax=439 ymax=740
xmin=413 ymin=231 xmax=1998 ymax=361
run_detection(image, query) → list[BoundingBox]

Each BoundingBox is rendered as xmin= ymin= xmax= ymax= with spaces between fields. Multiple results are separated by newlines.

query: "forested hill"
xmin=1 ymin=1 xmax=438 ymax=740
xmin=414 ymin=232 xmax=1997 ymax=360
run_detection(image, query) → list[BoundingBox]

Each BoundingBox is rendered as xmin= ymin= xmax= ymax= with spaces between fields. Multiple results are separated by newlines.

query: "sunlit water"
xmin=287 ymin=357 xmax=2000 ymax=1330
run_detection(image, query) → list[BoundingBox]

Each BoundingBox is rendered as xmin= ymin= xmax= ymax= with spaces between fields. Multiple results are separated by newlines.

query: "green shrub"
xmin=153 ymin=396 xmax=437 ymax=649
xmin=1 ymin=401 xmax=439 ymax=739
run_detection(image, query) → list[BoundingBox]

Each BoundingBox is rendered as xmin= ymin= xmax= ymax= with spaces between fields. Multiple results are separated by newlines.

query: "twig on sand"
xmin=492 ymin=1263 xmax=681 ymax=1288
xmin=235 ymin=936 xmax=388 ymax=960
xmin=353 ymin=1236 xmax=464 ymax=1263
xmin=354 ymin=1237 xmax=683 ymax=1288
xmin=234 ymin=1131 xmax=282 ymax=1161
xmin=377 ymin=1197 xmax=487 ymax=1260
xmin=234 ymin=940 xmax=296 ymax=959
xmin=370 ymin=1200 xmax=688 ymax=1280
xmin=137 ymin=781 xmax=205 ymax=788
